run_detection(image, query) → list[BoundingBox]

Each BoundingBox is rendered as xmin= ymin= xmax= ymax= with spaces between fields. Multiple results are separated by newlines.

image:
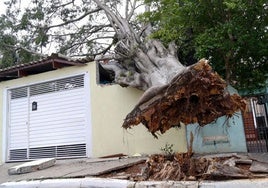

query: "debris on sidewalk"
xmin=99 ymin=153 xmax=268 ymax=181
xmin=8 ymin=158 xmax=56 ymax=175
xmin=96 ymin=135 xmax=268 ymax=181
xmin=89 ymin=157 xmax=146 ymax=176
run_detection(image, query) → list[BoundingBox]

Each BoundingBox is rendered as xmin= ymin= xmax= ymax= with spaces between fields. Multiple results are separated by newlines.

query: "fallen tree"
xmin=122 ymin=59 xmax=246 ymax=137
xmin=1 ymin=0 xmax=246 ymax=135
xmin=92 ymin=0 xmax=246 ymax=135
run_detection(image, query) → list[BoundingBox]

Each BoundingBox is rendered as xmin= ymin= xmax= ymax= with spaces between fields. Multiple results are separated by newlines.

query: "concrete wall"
xmin=186 ymin=86 xmax=247 ymax=153
xmin=186 ymin=114 xmax=247 ymax=153
xmin=89 ymin=63 xmax=187 ymax=157
xmin=0 ymin=62 xmax=187 ymax=163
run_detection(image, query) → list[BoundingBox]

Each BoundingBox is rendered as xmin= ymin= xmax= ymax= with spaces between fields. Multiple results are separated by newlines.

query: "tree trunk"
xmin=93 ymin=0 xmax=246 ymax=136
xmin=96 ymin=39 xmax=185 ymax=91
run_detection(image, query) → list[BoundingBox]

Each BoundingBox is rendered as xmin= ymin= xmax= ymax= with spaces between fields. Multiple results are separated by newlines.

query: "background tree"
xmin=143 ymin=0 xmax=268 ymax=92
xmin=0 ymin=0 xmax=246 ymax=134
xmin=0 ymin=0 xmax=187 ymax=90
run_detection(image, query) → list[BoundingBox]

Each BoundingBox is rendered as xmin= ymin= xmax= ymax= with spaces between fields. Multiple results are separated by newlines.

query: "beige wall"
xmin=89 ymin=63 xmax=187 ymax=157
xmin=0 ymin=62 xmax=187 ymax=163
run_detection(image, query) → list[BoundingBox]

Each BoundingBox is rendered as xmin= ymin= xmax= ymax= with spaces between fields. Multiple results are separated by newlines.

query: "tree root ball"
xmin=123 ymin=59 xmax=246 ymax=136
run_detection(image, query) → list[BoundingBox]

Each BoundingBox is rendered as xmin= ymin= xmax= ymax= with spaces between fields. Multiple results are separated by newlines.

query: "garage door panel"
xmin=29 ymin=103 xmax=85 ymax=115
xmin=30 ymin=88 xmax=85 ymax=101
xmin=10 ymin=138 xmax=28 ymax=149
xmin=29 ymin=130 xmax=86 ymax=141
xmin=29 ymin=135 xmax=86 ymax=148
xmin=29 ymin=123 xmax=85 ymax=135
xmin=29 ymin=89 xmax=85 ymax=117
xmin=29 ymin=119 xmax=85 ymax=131
xmin=30 ymin=105 xmax=85 ymax=118
xmin=9 ymin=97 xmax=28 ymax=152
xmin=8 ymin=74 xmax=89 ymax=161
xmin=10 ymin=126 xmax=28 ymax=135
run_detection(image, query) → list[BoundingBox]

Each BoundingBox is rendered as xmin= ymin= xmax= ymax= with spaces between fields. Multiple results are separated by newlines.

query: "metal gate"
xmin=7 ymin=74 xmax=89 ymax=161
xmin=242 ymin=95 xmax=268 ymax=152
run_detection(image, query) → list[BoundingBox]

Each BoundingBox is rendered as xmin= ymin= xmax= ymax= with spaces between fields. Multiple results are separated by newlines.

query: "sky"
xmin=0 ymin=1 xmax=144 ymax=56
xmin=0 ymin=1 xmax=6 ymax=15
xmin=0 ymin=1 xmax=29 ymax=15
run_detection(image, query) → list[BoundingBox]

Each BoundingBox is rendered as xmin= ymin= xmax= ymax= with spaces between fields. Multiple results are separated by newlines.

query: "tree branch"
xmin=46 ymin=8 xmax=102 ymax=30
xmin=93 ymin=0 xmax=126 ymax=34
xmin=3 ymin=44 xmax=48 ymax=58
xmin=126 ymin=0 xmax=137 ymax=21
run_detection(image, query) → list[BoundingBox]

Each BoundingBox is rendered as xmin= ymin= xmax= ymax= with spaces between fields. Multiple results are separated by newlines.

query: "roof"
xmin=0 ymin=53 xmax=91 ymax=82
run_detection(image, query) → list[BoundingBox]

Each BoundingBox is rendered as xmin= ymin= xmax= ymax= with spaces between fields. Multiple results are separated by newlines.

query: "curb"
xmin=0 ymin=178 xmax=131 ymax=188
xmin=1 ymin=177 xmax=268 ymax=188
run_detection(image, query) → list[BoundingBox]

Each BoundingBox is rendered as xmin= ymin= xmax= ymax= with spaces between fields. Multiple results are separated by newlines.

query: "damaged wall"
xmin=0 ymin=61 xmax=187 ymax=164
xmin=186 ymin=86 xmax=247 ymax=153
xmin=89 ymin=62 xmax=187 ymax=157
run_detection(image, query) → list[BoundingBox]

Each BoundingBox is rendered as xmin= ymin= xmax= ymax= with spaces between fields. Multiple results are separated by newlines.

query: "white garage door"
xmin=7 ymin=74 xmax=90 ymax=161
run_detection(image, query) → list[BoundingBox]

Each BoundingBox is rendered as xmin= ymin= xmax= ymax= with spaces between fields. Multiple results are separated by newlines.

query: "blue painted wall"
xmin=186 ymin=86 xmax=247 ymax=153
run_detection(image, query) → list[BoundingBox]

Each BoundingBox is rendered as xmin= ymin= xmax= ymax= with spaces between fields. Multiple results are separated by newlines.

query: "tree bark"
xmin=93 ymin=0 xmax=246 ymax=135
xmin=122 ymin=59 xmax=246 ymax=137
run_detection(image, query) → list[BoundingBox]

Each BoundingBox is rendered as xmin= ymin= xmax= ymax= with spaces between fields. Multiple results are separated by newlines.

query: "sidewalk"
xmin=1 ymin=177 xmax=268 ymax=188
xmin=1 ymin=154 xmax=268 ymax=187
xmin=0 ymin=156 xmax=147 ymax=184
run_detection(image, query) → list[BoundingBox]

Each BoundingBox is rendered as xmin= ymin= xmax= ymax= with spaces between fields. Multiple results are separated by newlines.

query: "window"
xmin=96 ymin=61 xmax=115 ymax=85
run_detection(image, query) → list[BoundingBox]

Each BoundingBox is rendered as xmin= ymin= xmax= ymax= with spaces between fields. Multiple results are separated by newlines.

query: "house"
xmin=0 ymin=54 xmax=187 ymax=164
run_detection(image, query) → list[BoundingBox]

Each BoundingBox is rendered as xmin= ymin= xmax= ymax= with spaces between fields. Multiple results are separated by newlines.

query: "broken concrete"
xmin=249 ymin=153 xmax=268 ymax=163
xmin=250 ymin=161 xmax=268 ymax=173
xmin=0 ymin=157 xmax=146 ymax=184
xmin=2 ymin=153 xmax=268 ymax=186
xmin=8 ymin=158 xmax=56 ymax=175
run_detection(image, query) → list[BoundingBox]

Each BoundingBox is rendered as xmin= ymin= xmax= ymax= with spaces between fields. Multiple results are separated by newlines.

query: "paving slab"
xmin=0 ymin=157 xmax=146 ymax=184
xmin=250 ymin=161 xmax=268 ymax=173
xmin=248 ymin=153 xmax=268 ymax=163
xmin=8 ymin=158 xmax=56 ymax=175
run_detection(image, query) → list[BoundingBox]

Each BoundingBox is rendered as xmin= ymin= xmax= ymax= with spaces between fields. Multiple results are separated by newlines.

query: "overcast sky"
xmin=0 ymin=1 xmax=5 ymax=15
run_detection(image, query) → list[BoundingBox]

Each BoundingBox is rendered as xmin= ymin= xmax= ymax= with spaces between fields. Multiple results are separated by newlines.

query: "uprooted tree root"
xmin=97 ymin=135 xmax=267 ymax=181
xmin=139 ymin=133 xmax=254 ymax=181
xmin=141 ymin=132 xmax=206 ymax=181
xmin=98 ymin=135 xmax=267 ymax=181
xmin=123 ymin=59 xmax=246 ymax=137
xmin=141 ymin=153 xmax=253 ymax=181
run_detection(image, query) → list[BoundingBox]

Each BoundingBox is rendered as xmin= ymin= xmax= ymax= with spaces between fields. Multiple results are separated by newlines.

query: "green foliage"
xmin=160 ymin=143 xmax=174 ymax=156
xmin=0 ymin=0 xmax=120 ymax=68
xmin=143 ymin=0 xmax=268 ymax=91
xmin=0 ymin=0 xmax=266 ymax=93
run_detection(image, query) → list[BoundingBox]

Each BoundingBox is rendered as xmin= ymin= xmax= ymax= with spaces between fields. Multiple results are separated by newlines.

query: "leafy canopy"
xmin=0 ymin=0 xmax=267 ymax=92
xmin=0 ymin=0 xmax=128 ymax=67
xmin=142 ymin=0 xmax=268 ymax=91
